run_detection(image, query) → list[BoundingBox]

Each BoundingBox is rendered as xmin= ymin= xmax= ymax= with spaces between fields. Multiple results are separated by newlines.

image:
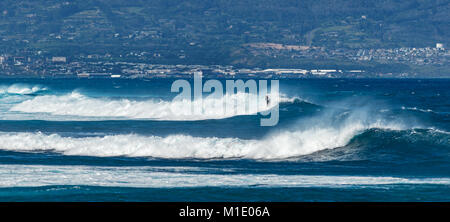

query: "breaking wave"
xmin=0 ymin=84 xmax=47 ymax=95
xmin=0 ymin=118 xmax=405 ymax=159
xmin=10 ymin=91 xmax=299 ymax=120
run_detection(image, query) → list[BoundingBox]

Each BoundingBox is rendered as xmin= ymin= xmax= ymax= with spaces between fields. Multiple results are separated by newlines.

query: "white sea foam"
xmin=0 ymin=84 xmax=47 ymax=95
xmin=10 ymin=91 xmax=296 ymax=120
xmin=0 ymin=117 xmax=403 ymax=159
xmin=0 ymin=164 xmax=449 ymax=188
xmin=402 ymin=106 xmax=434 ymax=113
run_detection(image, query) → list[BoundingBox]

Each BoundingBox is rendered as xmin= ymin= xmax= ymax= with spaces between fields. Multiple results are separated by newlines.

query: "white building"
xmin=0 ymin=56 xmax=4 ymax=64
xmin=52 ymin=57 xmax=67 ymax=63
xmin=436 ymin=43 xmax=444 ymax=49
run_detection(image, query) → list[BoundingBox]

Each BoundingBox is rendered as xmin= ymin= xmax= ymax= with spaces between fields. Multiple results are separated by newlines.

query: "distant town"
xmin=0 ymin=42 xmax=447 ymax=79
xmin=246 ymin=43 xmax=448 ymax=66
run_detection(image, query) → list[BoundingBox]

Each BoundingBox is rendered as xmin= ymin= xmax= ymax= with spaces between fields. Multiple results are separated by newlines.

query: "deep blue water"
xmin=0 ymin=78 xmax=449 ymax=201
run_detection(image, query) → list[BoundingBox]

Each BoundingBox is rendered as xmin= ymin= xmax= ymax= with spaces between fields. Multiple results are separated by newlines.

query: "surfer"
xmin=265 ymin=95 xmax=270 ymax=106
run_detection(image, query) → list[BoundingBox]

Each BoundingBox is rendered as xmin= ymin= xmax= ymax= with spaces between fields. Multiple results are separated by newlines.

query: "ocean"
xmin=0 ymin=78 xmax=449 ymax=201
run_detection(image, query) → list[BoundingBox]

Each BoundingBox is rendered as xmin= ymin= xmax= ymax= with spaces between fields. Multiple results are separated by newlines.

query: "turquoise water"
xmin=0 ymin=78 xmax=449 ymax=201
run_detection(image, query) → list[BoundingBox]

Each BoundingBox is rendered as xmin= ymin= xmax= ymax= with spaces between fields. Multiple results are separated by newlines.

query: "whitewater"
xmin=1 ymin=164 xmax=449 ymax=188
xmin=8 ymin=90 xmax=296 ymax=120
xmin=0 ymin=84 xmax=47 ymax=95
xmin=0 ymin=118 xmax=405 ymax=159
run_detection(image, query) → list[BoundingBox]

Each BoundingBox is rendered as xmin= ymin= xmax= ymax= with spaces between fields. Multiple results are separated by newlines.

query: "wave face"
xmin=296 ymin=128 xmax=450 ymax=164
xmin=9 ymin=91 xmax=296 ymax=120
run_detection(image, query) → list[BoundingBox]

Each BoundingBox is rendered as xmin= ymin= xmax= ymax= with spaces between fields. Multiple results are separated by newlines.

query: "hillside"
xmin=0 ymin=0 xmax=448 ymax=75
